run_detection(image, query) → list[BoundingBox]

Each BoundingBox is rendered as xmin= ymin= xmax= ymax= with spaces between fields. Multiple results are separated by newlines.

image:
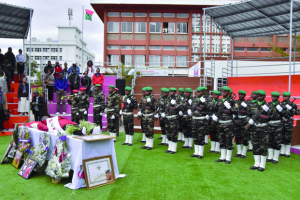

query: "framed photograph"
xmin=18 ymin=158 xmax=37 ymax=179
xmin=74 ymin=134 xmax=115 ymax=142
xmin=12 ymin=150 xmax=23 ymax=169
xmin=83 ymin=155 xmax=115 ymax=189
xmin=0 ymin=143 xmax=13 ymax=164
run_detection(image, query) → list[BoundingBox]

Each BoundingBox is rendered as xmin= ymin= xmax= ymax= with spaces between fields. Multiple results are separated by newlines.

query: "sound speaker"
xmin=115 ymin=79 xmax=126 ymax=95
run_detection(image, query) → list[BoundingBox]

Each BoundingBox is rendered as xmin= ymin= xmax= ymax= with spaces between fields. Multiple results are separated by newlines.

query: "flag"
xmin=85 ymin=9 xmax=94 ymax=21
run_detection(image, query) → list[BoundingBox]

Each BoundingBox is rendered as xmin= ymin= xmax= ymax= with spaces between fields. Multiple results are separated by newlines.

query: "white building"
xmin=25 ymin=26 xmax=95 ymax=72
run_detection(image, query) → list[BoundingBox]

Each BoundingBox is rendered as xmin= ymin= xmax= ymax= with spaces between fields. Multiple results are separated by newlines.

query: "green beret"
xmin=213 ymin=90 xmax=221 ymax=95
xmin=257 ymin=90 xmax=266 ymax=95
xmin=196 ymin=87 xmax=205 ymax=92
xmin=239 ymin=90 xmax=246 ymax=95
xmin=252 ymin=91 xmax=257 ymax=94
xmin=221 ymin=86 xmax=231 ymax=91
xmin=169 ymin=87 xmax=177 ymax=91
xmin=146 ymin=86 xmax=153 ymax=91
xmin=179 ymin=88 xmax=184 ymax=92
xmin=165 ymin=88 xmax=170 ymax=93
xmin=230 ymin=89 xmax=233 ymax=93
xmin=271 ymin=91 xmax=280 ymax=97
xmin=283 ymin=91 xmax=291 ymax=96
xmin=185 ymin=88 xmax=193 ymax=93
xmin=142 ymin=87 xmax=146 ymax=92
xmin=162 ymin=88 xmax=169 ymax=93
xmin=95 ymin=84 xmax=101 ymax=87
xmin=125 ymin=86 xmax=132 ymax=91
xmin=203 ymin=87 xmax=208 ymax=90
xmin=109 ymin=85 xmax=115 ymax=88
xmin=161 ymin=87 xmax=166 ymax=92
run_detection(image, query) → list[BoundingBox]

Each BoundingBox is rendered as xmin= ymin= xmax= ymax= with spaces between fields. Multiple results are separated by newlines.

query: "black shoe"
xmin=272 ymin=160 xmax=278 ymax=164
xmin=279 ymin=153 xmax=285 ymax=156
xmin=247 ymin=149 xmax=253 ymax=152
xmin=122 ymin=143 xmax=128 ymax=145
xmin=128 ymin=144 xmax=132 ymax=146
xmin=234 ymin=154 xmax=241 ymax=157
xmin=266 ymin=159 xmax=273 ymax=162
xmin=215 ymin=159 xmax=225 ymax=162
xmin=198 ymin=156 xmax=203 ymax=159
xmin=240 ymin=155 xmax=246 ymax=159
xmin=158 ymin=137 xmax=162 ymax=139
xmin=180 ymin=140 xmax=185 ymax=142
xmin=190 ymin=154 xmax=198 ymax=157
xmin=215 ymin=151 xmax=220 ymax=154
xmin=207 ymin=150 xmax=215 ymax=153
xmin=189 ymin=147 xmax=193 ymax=150
xmin=140 ymin=146 xmax=148 ymax=149
xmin=250 ymin=166 xmax=259 ymax=170
xmin=164 ymin=150 xmax=171 ymax=153
xmin=181 ymin=146 xmax=188 ymax=149
xmin=164 ymin=143 xmax=168 ymax=146
xmin=140 ymin=140 xmax=146 ymax=143
xmin=170 ymin=151 xmax=176 ymax=154
xmin=258 ymin=167 xmax=265 ymax=172
xmin=114 ymin=141 xmax=116 ymax=142
xmin=225 ymin=160 xmax=231 ymax=164
xmin=147 ymin=147 xmax=153 ymax=150
xmin=205 ymin=142 xmax=208 ymax=145
xmin=158 ymin=143 xmax=165 ymax=145
xmin=285 ymin=155 xmax=290 ymax=158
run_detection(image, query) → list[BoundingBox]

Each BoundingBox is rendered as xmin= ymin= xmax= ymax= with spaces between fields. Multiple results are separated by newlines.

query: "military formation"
xmin=67 ymin=85 xmax=299 ymax=172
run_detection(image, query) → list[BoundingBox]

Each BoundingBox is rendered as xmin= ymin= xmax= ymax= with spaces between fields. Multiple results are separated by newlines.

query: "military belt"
xmin=238 ymin=115 xmax=247 ymax=119
xmin=79 ymin=108 xmax=86 ymax=112
xmin=268 ymin=120 xmax=281 ymax=124
xmin=105 ymin=108 xmax=114 ymax=112
xmin=218 ymin=120 xmax=232 ymax=124
xmin=166 ymin=115 xmax=177 ymax=119
xmin=192 ymin=116 xmax=205 ymax=120
xmin=71 ymin=107 xmax=79 ymax=110
xmin=143 ymin=113 xmax=153 ymax=117
xmin=123 ymin=112 xmax=133 ymax=115
xmin=94 ymin=105 xmax=101 ymax=108
xmin=183 ymin=115 xmax=187 ymax=117
xmin=255 ymin=123 xmax=268 ymax=127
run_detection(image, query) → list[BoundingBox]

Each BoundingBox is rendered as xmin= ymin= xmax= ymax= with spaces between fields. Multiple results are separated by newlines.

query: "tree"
xmin=109 ymin=64 xmax=140 ymax=86
xmin=25 ymin=53 xmax=41 ymax=84
xmin=268 ymin=36 xmax=300 ymax=57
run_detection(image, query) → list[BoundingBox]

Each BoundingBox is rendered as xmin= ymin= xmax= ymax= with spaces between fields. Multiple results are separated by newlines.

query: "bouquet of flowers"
xmin=65 ymin=124 xmax=81 ymax=136
xmin=28 ymin=132 xmax=50 ymax=171
xmin=78 ymin=120 xmax=96 ymax=135
xmin=45 ymin=131 xmax=71 ymax=180
xmin=17 ymin=126 xmax=31 ymax=160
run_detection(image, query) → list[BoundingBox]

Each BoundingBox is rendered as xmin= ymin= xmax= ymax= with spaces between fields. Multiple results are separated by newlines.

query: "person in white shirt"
xmin=87 ymin=60 xmax=94 ymax=79
xmin=16 ymin=49 xmax=26 ymax=83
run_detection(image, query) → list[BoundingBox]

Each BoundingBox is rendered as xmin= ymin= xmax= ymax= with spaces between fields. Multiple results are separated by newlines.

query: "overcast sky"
xmin=0 ymin=0 xmax=104 ymax=62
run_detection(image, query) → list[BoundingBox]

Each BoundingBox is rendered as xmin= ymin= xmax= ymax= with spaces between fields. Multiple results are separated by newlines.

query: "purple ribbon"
xmin=59 ymin=136 xmax=67 ymax=141
xmin=18 ymin=139 xmax=31 ymax=143
xmin=39 ymin=137 xmax=49 ymax=151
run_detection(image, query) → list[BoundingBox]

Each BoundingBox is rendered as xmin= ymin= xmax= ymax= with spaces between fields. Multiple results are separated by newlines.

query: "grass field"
xmin=0 ymin=133 xmax=300 ymax=200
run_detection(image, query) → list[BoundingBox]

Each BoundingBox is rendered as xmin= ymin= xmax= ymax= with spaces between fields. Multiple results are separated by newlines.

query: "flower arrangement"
xmin=45 ymin=132 xmax=71 ymax=180
xmin=17 ymin=126 xmax=31 ymax=160
xmin=65 ymin=125 xmax=81 ymax=136
xmin=78 ymin=120 xmax=96 ymax=135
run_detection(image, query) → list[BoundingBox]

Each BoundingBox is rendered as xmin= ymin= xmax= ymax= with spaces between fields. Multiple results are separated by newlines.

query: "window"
xmin=234 ymin=47 xmax=245 ymax=51
xmin=177 ymin=23 xmax=188 ymax=33
xmin=121 ymin=12 xmax=133 ymax=17
xmin=43 ymin=48 xmax=49 ymax=52
xmin=35 ymin=48 xmax=41 ymax=52
xmin=163 ymin=13 xmax=175 ymax=17
xmin=121 ymin=22 xmax=133 ymax=33
xmin=59 ymin=48 xmax=62 ymax=52
xmin=34 ymin=56 xmax=40 ymax=60
xmin=192 ymin=13 xmax=201 ymax=33
xmin=163 ymin=46 xmax=175 ymax=50
xmin=135 ymin=12 xmax=147 ymax=17
xmin=134 ymin=55 xmax=146 ymax=67
xmin=107 ymin=55 xmax=119 ymax=66
xmin=163 ymin=22 xmax=175 ymax=33
xmin=149 ymin=46 xmax=161 ymax=50
xmin=121 ymin=55 xmax=132 ymax=66
xmin=177 ymin=46 xmax=189 ymax=51
xmin=150 ymin=22 xmax=161 ymax=33
xmin=107 ymin=45 xmax=119 ymax=49
xmin=247 ymin=47 xmax=259 ymax=52
xmin=261 ymin=47 xmax=271 ymax=52
xmin=163 ymin=55 xmax=175 ymax=67
xmin=212 ymin=35 xmax=220 ymax=53
xmin=51 ymin=48 xmax=58 ymax=52
xmin=177 ymin=13 xmax=189 ymax=18
xmin=135 ymin=22 xmax=146 ymax=33
xmin=149 ymin=55 xmax=161 ymax=66
xmin=26 ymin=48 xmax=33 ymax=52
xmin=176 ymin=56 xmax=188 ymax=67
xmin=150 ymin=13 xmax=162 ymax=17
xmin=107 ymin=22 xmax=119 ymax=33
xmin=134 ymin=46 xmax=146 ymax=50
xmin=121 ymin=45 xmax=132 ymax=50
xmin=50 ymin=56 xmax=57 ymax=60
xmin=59 ymin=56 xmax=62 ymax=60
xmin=107 ymin=12 xmax=119 ymax=17
xmin=43 ymin=56 xmax=49 ymax=60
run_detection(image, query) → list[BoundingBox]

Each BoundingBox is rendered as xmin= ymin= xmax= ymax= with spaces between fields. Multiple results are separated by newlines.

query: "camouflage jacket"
xmin=191 ymin=95 xmax=210 ymax=117
xmin=208 ymin=98 xmax=219 ymax=116
xmin=78 ymin=94 xmax=90 ymax=110
xmin=106 ymin=93 xmax=119 ymax=115
xmin=281 ymin=100 xmax=300 ymax=120
xmin=93 ymin=90 xmax=105 ymax=112
xmin=165 ymin=96 xmax=181 ymax=116
xmin=215 ymin=97 xmax=239 ymax=120
xmin=180 ymin=95 xmax=193 ymax=115
xmin=237 ymin=98 xmax=248 ymax=116
xmin=122 ymin=94 xmax=138 ymax=112
xmin=157 ymin=95 xmax=168 ymax=115
xmin=248 ymin=100 xmax=270 ymax=124
xmin=267 ymin=100 xmax=288 ymax=121
xmin=67 ymin=95 xmax=79 ymax=109
xmin=140 ymin=95 xmax=157 ymax=114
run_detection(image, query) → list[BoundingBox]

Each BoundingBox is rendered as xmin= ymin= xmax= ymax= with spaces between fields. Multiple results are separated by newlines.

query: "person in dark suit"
xmin=31 ymin=90 xmax=45 ymax=121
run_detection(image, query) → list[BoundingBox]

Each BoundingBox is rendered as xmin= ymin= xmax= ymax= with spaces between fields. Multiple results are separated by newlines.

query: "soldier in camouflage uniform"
xmin=78 ymin=87 xmax=90 ymax=122
xmin=180 ymin=88 xmax=194 ymax=149
xmin=233 ymin=90 xmax=249 ymax=158
xmin=157 ymin=88 xmax=165 ymax=140
xmin=203 ymin=87 xmax=212 ymax=145
xmin=207 ymin=90 xmax=221 ymax=154
xmin=156 ymin=88 xmax=169 ymax=145
xmin=247 ymin=91 xmax=257 ymax=151
xmin=93 ymin=84 xmax=105 ymax=129
xmin=280 ymin=91 xmax=300 ymax=157
xmin=188 ymin=87 xmax=210 ymax=159
xmin=67 ymin=90 xmax=79 ymax=123
xmin=139 ymin=87 xmax=147 ymax=143
xmin=177 ymin=88 xmax=185 ymax=142
xmin=162 ymin=87 xmax=182 ymax=154
xmin=139 ymin=87 xmax=157 ymax=150
xmin=246 ymin=90 xmax=270 ymax=172
xmin=120 ymin=86 xmax=138 ymax=146
xmin=105 ymin=85 xmax=119 ymax=141
xmin=212 ymin=86 xmax=238 ymax=164
xmin=114 ymin=88 xmax=122 ymax=137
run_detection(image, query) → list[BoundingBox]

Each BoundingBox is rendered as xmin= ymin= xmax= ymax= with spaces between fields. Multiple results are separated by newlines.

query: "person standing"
xmin=92 ymin=84 xmax=105 ymax=129
xmin=92 ymin=68 xmax=104 ymax=87
xmin=17 ymin=77 xmax=29 ymax=115
xmin=62 ymin=62 xmax=69 ymax=80
xmin=176 ymin=87 xmax=185 ymax=142
xmin=212 ymin=86 xmax=238 ymax=164
xmin=0 ymin=71 xmax=7 ymax=93
xmin=139 ymin=87 xmax=157 ymax=150
xmin=31 ymin=90 xmax=45 ymax=121
xmin=44 ymin=61 xmax=54 ymax=75
xmin=0 ymin=84 xmax=8 ymax=132
xmin=0 ymin=48 xmax=4 ymax=65
xmin=69 ymin=69 xmax=80 ymax=95
xmin=247 ymin=91 xmax=257 ymax=152
xmin=105 ymin=85 xmax=119 ymax=141
xmin=202 ymin=87 xmax=212 ymax=145
xmin=139 ymin=87 xmax=147 ymax=143
xmin=67 ymin=90 xmax=80 ymax=123
xmin=78 ymin=87 xmax=90 ymax=122
xmin=55 ymin=72 xmax=68 ymax=115
xmin=44 ymin=69 xmax=54 ymax=103
xmin=15 ymin=49 xmax=26 ymax=83
xmin=280 ymin=91 xmax=300 ymax=158
xmin=5 ymin=47 xmax=16 ymax=83
xmin=87 ymin=60 xmax=94 ymax=79
xmin=54 ymin=61 xmax=62 ymax=79
xmin=1 ymin=57 xmax=11 ymax=92
xmin=67 ymin=62 xmax=80 ymax=75
xmin=156 ymin=88 xmax=169 ymax=145
xmin=81 ymin=71 xmax=92 ymax=95
xmin=120 ymin=86 xmax=138 ymax=146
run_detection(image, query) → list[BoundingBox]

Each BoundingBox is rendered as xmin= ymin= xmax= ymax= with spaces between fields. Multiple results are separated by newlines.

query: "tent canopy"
xmin=0 ymin=2 xmax=33 ymax=39
xmin=205 ymin=0 xmax=300 ymax=38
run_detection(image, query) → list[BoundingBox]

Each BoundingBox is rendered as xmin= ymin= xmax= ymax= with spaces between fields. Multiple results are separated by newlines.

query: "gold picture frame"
xmin=73 ymin=134 xmax=115 ymax=142
xmin=83 ymin=155 xmax=115 ymax=189
xmin=12 ymin=150 xmax=23 ymax=169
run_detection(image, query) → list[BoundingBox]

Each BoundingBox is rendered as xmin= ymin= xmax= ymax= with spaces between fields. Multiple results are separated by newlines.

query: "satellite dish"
xmin=47 ymin=38 xmax=52 ymax=42
xmin=32 ymin=37 xmax=37 ymax=42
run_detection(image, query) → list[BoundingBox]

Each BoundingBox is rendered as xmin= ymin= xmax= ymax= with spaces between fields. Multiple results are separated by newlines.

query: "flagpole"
xmin=82 ymin=5 xmax=84 ymax=74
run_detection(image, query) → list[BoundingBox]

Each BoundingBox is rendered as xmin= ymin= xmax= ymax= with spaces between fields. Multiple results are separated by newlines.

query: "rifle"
xmin=244 ymin=106 xmax=263 ymax=131
xmin=232 ymin=93 xmax=237 ymax=99
xmin=246 ymin=96 xmax=252 ymax=102
xmin=212 ymin=102 xmax=224 ymax=126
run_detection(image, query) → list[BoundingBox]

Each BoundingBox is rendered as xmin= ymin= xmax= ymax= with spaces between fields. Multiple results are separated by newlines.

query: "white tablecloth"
xmin=28 ymin=128 xmax=119 ymax=190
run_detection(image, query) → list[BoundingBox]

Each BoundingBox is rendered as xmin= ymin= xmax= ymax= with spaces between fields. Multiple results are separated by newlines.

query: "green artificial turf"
xmin=0 ymin=133 xmax=300 ymax=200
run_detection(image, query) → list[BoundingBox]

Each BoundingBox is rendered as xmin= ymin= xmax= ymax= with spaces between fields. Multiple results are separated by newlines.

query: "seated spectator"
xmin=31 ymin=90 xmax=45 ymax=121
xmin=0 ymin=83 xmax=8 ymax=132
xmin=87 ymin=60 xmax=94 ymax=78
xmin=44 ymin=60 xmax=54 ymax=75
xmin=16 ymin=49 xmax=26 ymax=83
xmin=18 ymin=77 xmax=29 ymax=116
xmin=0 ymin=70 xmax=7 ymax=93
xmin=54 ymin=61 xmax=62 ymax=79
xmin=69 ymin=69 xmax=80 ymax=95
xmin=81 ymin=71 xmax=92 ymax=94
xmin=63 ymin=62 xmax=69 ymax=80
xmin=1 ymin=56 xmax=11 ymax=92
xmin=44 ymin=69 xmax=54 ymax=103
xmin=92 ymin=68 xmax=104 ymax=87
xmin=67 ymin=61 xmax=80 ymax=75
xmin=54 ymin=72 xmax=68 ymax=115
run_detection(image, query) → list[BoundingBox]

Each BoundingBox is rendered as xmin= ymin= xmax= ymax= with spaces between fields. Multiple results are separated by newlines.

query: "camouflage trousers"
xmin=234 ymin=118 xmax=249 ymax=146
xmin=183 ymin=118 xmax=193 ymax=138
xmin=123 ymin=114 xmax=134 ymax=135
xmin=217 ymin=121 xmax=234 ymax=150
xmin=93 ymin=107 xmax=103 ymax=129
xmin=282 ymin=120 xmax=294 ymax=145
xmin=250 ymin=124 xmax=269 ymax=156
xmin=165 ymin=118 xmax=179 ymax=142
xmin=71 ymin=108 xmax=79 ymax=124
xmin=178 ymin=116 xmax=184 ymax=132
xmin=107 ymin=111 xmax=118 ymax=133
xmin=142 ymin=115 xmax=154 ymax=139
xmin=192 ymin=118 xmax=207 ymax=146
xmin=207 ymin=122 xmax=218 ymax=142
xmin=78 ymin=108 xmax=88 ymax=122
xmin=141 ymin=117 xmax=144 ymax=133
xmin=159 ymin=118 xmax=166 ymax=135
xmin=268 ymin=122 xmax=282 ymax=150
